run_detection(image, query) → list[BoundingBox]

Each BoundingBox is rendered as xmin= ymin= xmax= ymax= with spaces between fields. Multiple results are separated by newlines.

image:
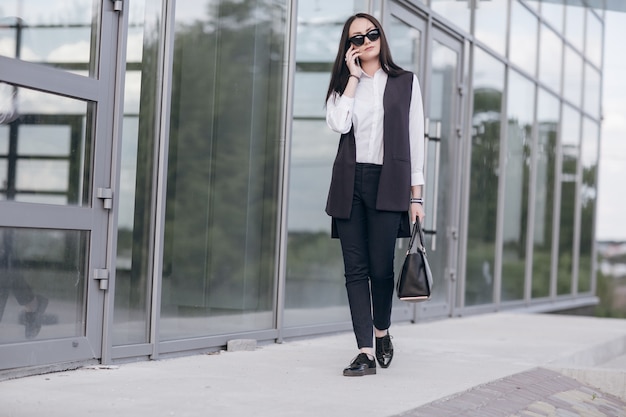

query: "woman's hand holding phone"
xmin=345 ymin=45 xmax=362 ymax=78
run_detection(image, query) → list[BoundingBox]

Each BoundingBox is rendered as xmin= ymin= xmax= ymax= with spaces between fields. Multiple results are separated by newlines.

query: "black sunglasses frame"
xmin=348 ymin=29 xmax=381 ymax=47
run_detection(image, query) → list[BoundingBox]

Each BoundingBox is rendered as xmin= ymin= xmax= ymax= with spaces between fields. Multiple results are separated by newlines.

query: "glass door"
xmin=385 ymin=4 xmax=464 ymax=320
xmin=0 ymin=0 xmax=123 ymax=370
xmin=421 ymin=27 xmax=464 ymax=319
xmin=384 ymin=2 xmax=427 ymax=322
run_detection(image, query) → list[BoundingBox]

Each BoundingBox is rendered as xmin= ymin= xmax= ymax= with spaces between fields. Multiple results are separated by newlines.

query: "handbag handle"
xmin=407 ymin=217 xmax=426 ymax=254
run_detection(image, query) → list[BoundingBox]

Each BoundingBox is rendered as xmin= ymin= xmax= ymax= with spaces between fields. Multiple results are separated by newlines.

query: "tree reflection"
xmin=465 ymin=87 xmax=501 ymax=306
xmin=161 ymin=0 xmax=284 ymax=321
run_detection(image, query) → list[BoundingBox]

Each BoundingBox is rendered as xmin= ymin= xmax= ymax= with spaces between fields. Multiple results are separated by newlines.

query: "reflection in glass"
xmin=284 ymin=2 xmax=362 ymax=328
xmin=538 ymin=25 xmax=562 ymax=93
xmin=293 ymin=0 xmax=364 ymax=63
xmin=585 ymin=10 xmax=603 ymax=68
xmin=387 ymin=15 xmax=422 ymax=77
xmin=161 ymin=0 xmax=286 ymax=340
xmin=385 ymin=14 xmax=428 ymax=314
xmin=563 ymin=46 xmax=582 ymax=107
xmin=509 ymin=0 xmax=538 ymax=77
xmin=524 ymin=0 xmax=540 ymax=12
xmin=502 ymin=71 xmax=534 ymax=302
xmin=557 ymin=105 xmax=580 ymax=295
xmin=293 ymin=73 xmax=329 ymax=119
xmin=531 ymin=90 xmax=559 ymax=299
xmin=564 ymin=1 xmax=584 ymax=52
xmin=0 ymin=1 xmax=98 ymax=76
xmin=466 ymin=48 xmax=504 ymax=306
xmin=430 ymin=0 xmax=471 ymax=33
xmin=425 ymin=40 xmax=458 ymax=305
xmin=0 ymin=125 xmax=9 ymax=153
xmin=113 ymin=0 xmax=162 ymax=346
xmin=541 ymin=0 xmax=564 ymax=33
xmin=578 ymin=118 xmax=598 ymax=294
xmin=284 ymin=120 xmax=347 ymax=327
xmin=0 ymin=82 xmax=91 ymax=206
xmin=584 ymin=65 xmax=601 ymax=119
xmin=474 ymin=0 xmax=508 ymax=56
xmin=0 ymin=227 xmax=87 ymax=344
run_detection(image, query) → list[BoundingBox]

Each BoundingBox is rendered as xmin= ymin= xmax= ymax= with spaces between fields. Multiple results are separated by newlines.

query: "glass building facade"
xmin=0 ymin=0 xmax=605 ymax=372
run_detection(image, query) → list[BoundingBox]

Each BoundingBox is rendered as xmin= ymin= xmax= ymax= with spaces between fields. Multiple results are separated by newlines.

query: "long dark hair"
xmin=325 ymin=13 xmax=405 ymax=103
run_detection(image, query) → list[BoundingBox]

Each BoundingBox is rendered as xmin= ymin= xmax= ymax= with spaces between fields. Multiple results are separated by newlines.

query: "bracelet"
xmin=410 ymin=198 xmax=423 ymax=205
xmin=348 ymin=74 xmax=360 ymax=82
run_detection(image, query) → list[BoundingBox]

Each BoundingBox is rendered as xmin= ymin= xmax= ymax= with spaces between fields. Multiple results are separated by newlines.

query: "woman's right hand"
xmin=345 ymin=46 xmax=362 ymax=78
xmin=410 ymin=203 xmax=425 ymax=225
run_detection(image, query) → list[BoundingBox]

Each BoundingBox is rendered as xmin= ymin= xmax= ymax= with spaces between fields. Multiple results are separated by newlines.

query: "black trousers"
xmin=335 ymin=163 xmax=402 ymax=349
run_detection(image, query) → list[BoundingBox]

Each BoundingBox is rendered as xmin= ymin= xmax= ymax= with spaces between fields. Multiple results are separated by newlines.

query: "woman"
xmin=325 ymin=13 xmax=425 ymax=377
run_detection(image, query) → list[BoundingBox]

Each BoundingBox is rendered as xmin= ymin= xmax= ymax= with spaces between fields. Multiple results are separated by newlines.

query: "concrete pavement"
xmin=1 ymin=312 xmax=625 ymax=417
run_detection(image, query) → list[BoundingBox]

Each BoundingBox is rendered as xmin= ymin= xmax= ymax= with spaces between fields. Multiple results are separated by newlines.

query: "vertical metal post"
xmin=150 ymin=0 xmax=177 ymax=359
xmin=274 ymin=0 xmax=299 ymax=344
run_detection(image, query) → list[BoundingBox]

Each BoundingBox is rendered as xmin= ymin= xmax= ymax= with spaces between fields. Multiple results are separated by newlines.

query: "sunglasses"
xmin=348 ymin=29 xmax=380 ymax=46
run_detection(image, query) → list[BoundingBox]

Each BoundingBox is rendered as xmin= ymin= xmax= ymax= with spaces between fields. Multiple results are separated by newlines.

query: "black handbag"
xmin=396 ymin=218 xmax=433 ymax=302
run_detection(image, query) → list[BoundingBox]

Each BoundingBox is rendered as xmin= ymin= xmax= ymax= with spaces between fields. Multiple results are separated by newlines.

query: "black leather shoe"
xmin=343 ymin=353 xmax=376 ymax=376
xmin=375 ymin=333 xmax=394 ymax=368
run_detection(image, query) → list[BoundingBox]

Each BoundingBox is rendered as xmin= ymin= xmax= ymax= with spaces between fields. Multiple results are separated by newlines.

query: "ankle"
xmin=374 ymin=327 xmax=388 ymax=338
xmin=359 ymin=347 xmax=374 ymax=360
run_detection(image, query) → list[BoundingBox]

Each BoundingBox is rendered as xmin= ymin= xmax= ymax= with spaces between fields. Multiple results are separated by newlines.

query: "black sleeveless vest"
xmin=325 ymin=71 xmax=414 ymax=238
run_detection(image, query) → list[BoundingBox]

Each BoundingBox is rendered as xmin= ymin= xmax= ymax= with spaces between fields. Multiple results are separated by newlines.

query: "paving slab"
xmin=396 ymin=368 xmax=626 ymax=417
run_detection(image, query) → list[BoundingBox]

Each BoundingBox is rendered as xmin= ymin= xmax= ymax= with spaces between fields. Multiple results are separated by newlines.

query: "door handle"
xmin=429 ymin=121 xmax=442 ymax=252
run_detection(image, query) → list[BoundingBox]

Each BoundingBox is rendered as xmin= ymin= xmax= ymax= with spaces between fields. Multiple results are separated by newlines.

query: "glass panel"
xmin=17 ymin=125 xmax=71 ymax=156
xmin=430 ymin=0 xmax=471 ymax=33
xmin=584 ymin=65 xmax=601 ymax=119
xmin=501 ymin=71 xmax=534 ymax=302
xmin=475 ymin=0 xmax=508 ymax=56
xmin=523 ymin=0 xmax=539 ymax=12
xmin=585 ymin=10 xmax=603 ymax=68
xmin=0 ymin=121 xmax=6 ymax=196
xmin=564 ymin=1 xmax=584 ymax=52
xmin=386 ymin=13 xmax=427 ymax=314
xmin=426 ymin=39 xmax=458 ymax=305
xmin=0 ymin=126 xmax=8 ymax=153
xmin=161 ymin=0 xmax=286 ymax=340
xmin=578 ymin=118 xmax=598 ymax=294
xmin=284 ymin=1 xmax=364 ymax=328
xmin=465 ymin=48 xmax=504 ymax=306
xmin=0 ymin=227 xmax=87 ymax=344
xmin=557 ymin=105 xmax=580 ymax=296
xmin=294 ymin=1 xmax=364 ymax=63
xmin=563 ymin=46 xmax=582 ymax=107
xmin=387 ymin=15 xmax=422 ymax=77
xmin=0 ymin=82 xmax=92 ymax=206
xmin=113 ymin=1 xmax=162 ymax=346
xmin=0 ymin=1 xmax=98 ymax=77
xmin=531 ymin=90 xmax=559 ymax=299
xmin=510 ymin=0 xmax=538 ymax=77
xmin=538 ymin=25 xmax=562 ymax=93
xmin=293 ymin=73 xmax=327 ymax=119
xmin=16 ymin=160 xmax=69 ymax=191
xmin=284 ymin=121 xmax=346 ymax=327
xmin=541 ymin=0 xmax=564 ymax=33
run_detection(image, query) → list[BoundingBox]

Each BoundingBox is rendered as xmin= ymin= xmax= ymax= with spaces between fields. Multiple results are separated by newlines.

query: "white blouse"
xmin=326 ymin=69 xmax=425 ymax=186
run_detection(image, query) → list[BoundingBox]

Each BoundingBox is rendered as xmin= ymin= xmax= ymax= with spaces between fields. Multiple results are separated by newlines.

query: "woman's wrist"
xmin=348 ymin=74 xmax=360 ymax=82
xmin=410 ymin=197 xmax=423 ymax=205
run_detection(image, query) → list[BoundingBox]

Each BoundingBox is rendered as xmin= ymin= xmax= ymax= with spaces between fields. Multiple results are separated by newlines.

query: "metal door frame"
xmin=384 ymin=1 xmax=466 ymax=321
xmin=0 ymin=0 xmax=125 ymax=370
